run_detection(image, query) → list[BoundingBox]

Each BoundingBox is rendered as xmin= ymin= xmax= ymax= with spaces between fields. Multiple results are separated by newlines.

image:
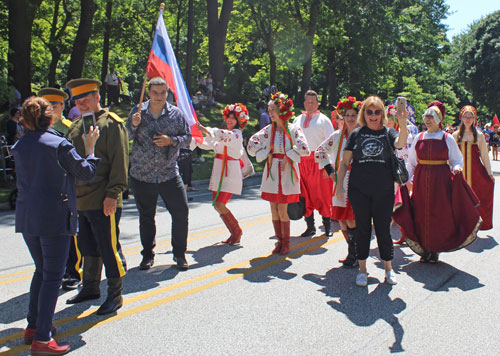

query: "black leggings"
xmin=348 ymin=186 xmax=394 ymax=261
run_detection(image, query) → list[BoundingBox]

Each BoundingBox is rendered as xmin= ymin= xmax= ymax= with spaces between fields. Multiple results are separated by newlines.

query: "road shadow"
xmin=0 ymin=291 xmax=30 ymax=324
xmin=227 ymin=255 xmax=297 ymax=283
xmin=190 ymin=243 xmax=242 ymax=269
xmin=401 ymin=260 xmax=484 ymax=292
xmin=465 ymin=234 xmax=498 ymax=253
xmin=226 ymin=235 xmax=328 ymax=283
xmin=304 ymin=267 xmax=406 ymax=353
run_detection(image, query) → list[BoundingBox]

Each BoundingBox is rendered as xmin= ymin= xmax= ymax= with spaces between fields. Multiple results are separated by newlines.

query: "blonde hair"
xmin=357 ymin=96 xmax=387 ymax=127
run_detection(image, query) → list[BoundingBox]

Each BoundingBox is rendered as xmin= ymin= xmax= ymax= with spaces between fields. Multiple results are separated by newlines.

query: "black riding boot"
xmin=97 ymin=277 xmax=124 ymax=315
xmin=301 ymin=214 xmax=316 ymax=237
xmin=342 ymin=227 xmax=359 ymax=268
xmin=66 ymin=256 xmax=102 ymax=304
xmin=322 ymin=217 xmax=333 ymax=237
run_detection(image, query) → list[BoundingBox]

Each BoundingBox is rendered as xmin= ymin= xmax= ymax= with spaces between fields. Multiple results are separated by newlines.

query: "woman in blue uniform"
xmin=13 ymin=97 xmax=100 ymax=356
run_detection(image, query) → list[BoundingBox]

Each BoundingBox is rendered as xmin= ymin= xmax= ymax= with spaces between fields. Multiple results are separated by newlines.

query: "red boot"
xmin=220 ymin=211 xmax=242 ymax=245
xmin=271 ymin=220 xmax=282 ymax=254
xmin=338 ymin=230 xmax=349 ymax=262
xmin=31 ymin=339 xmax=70 ymax=356
xmin=279 ymin=220 xmax=290 ymax=255
xmin=395 ymin=224 xmax=406 ymax=244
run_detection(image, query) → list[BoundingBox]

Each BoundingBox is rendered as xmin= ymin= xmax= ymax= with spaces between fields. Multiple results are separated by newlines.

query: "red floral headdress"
xmin=222 ymin=103 xmax=249 ymax=128
xmin=271 ymin=92 xmax=295 ymax=121
xmin=386 ymin=105 xmax=396 ymax=120
xmin=336 ymin=96 xmax=363 ymax=116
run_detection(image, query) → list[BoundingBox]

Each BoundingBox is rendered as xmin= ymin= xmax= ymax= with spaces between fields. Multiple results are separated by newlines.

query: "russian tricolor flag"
xmin=146 ymin=8 xmax=202 ymax=142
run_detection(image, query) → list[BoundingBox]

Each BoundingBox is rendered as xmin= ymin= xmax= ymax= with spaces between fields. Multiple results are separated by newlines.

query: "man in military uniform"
xmin=39 ymin=87 xmax=82 ymax=290
xmin=64 ymin=78 xmax=129 ymax=315
xmin=38 ymin=87 xmax=73 ymax=135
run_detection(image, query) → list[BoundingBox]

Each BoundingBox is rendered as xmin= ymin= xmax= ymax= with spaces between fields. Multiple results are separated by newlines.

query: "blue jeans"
xmin=23 ymin=234 xmax=71 ymax=341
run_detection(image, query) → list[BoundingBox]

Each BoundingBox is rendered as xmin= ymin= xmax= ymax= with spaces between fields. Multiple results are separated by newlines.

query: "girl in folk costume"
xmin=394 ymin=102 xmax=481 ymax=264
xmin=315 ymin=96 xmax=362 ymax=267
xmin=247 ymin=92 xmax=310 ymax=255
xmin=196 ymin=103 xmax=249 ymax=245
xmin=453 ymin=105 xmax=495 ymax=230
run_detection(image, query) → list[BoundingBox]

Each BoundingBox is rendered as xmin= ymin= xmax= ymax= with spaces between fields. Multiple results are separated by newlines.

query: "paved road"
xmin=1 ymin=161 xmax=500 ymax=356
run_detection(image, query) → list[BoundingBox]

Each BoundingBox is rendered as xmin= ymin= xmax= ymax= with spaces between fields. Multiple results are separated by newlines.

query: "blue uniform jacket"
xmin=12 ymin=128 xmax=100 ymax=236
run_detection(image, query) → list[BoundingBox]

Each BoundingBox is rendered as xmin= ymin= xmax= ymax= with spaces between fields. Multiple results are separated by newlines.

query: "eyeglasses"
xmin=365 ymin=109 xmax=382 ymax=116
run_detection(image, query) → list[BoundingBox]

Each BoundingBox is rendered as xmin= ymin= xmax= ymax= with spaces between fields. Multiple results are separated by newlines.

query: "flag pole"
xmin=137 ymin=2 xmax=165 ymax=112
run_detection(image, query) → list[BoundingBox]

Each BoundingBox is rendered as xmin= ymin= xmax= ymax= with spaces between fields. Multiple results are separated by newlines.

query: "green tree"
xmin=463 ymin=11 xmax=500 ymax=115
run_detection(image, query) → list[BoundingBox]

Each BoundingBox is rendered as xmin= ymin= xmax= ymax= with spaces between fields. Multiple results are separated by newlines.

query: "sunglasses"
xmin=366 ymin=109 xmax=382 ymax=116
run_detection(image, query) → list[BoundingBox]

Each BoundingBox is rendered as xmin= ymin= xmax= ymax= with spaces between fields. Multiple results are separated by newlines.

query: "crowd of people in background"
xmin=2 ymin=75 xmax=498 ymax=355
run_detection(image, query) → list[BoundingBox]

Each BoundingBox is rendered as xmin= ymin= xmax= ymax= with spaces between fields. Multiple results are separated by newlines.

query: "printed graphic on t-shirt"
xmin=358 ymin=133 xmax=386 ymax=164
xmin=361 ymin=137 xmax=384 ymax=158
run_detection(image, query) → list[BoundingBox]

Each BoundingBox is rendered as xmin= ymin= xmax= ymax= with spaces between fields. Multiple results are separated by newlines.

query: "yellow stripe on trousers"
xmin=110 ymin=213 xmax=126 ymax=278
xmin=73 ymin=235 xmax=83 ymax=279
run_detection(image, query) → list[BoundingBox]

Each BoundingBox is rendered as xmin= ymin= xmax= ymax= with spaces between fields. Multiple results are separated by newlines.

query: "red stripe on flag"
xmin=146 ymin=50 xmax=176 ymax=97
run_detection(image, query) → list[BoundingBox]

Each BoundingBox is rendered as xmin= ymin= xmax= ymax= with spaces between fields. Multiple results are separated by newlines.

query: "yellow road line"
xmin=0 ymin=234 xmax=342 ymax=356
xmin=0 ymin=270 xmax=35 ymax=280
xmin=0 ymin=215 xmax=272 ymax=285
xmin=0 ymin=233 xmax=343 ymax=350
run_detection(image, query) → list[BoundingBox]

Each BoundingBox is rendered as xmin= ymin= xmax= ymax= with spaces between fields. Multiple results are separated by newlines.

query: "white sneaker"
xmin=385 ymin=270 xmax=397 ymax=285
xmin=355 ymin=272 xmax=368 ymax=287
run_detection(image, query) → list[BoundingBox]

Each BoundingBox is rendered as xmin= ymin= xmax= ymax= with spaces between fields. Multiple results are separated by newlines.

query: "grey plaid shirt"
xmin=127 ymin=100 xmax=191 ymax=183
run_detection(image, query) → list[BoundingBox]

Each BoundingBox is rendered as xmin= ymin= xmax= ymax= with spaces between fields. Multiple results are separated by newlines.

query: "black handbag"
xmin=385 ymin=128 xmax=409 ymax=185
xmin=287 ymin=197 xmax=305 ymax=220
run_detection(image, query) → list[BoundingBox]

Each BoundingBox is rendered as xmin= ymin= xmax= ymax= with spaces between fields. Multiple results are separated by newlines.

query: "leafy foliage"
xmin=1 ymin=0 xmax=499 ymax=125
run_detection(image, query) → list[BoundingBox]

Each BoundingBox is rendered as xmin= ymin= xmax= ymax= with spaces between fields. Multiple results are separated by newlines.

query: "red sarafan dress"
xmin=394 ymin=133 xmax=481 ymax=256
xmin=458 ymin=140 xmax=494 ymax=230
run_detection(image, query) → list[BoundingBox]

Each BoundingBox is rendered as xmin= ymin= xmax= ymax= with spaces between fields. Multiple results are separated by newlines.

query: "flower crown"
xmin=271 ymin=92 xmax=295 ymax=121
xmin=386 ymin=104 xmax=396 ymax=120
xmin=222 ymin=103 xmax=249 ymax=128
xmin=336 ymin=96 xmax=363 ymax=116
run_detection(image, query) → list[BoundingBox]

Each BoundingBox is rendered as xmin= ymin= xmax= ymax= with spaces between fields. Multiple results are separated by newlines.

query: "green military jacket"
xmin=67 ymin=109 xmax=129 ymax=211
xmin=52 ymin=117 xmax=72 ymax=136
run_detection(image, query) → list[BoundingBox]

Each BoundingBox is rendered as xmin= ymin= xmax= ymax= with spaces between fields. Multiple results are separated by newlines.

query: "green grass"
xmin=0 ymin=187 xmax=14 ymax=203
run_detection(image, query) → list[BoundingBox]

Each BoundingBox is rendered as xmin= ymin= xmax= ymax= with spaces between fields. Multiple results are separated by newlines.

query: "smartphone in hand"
xmin=396 ymin=97 xmax=407 ymax=115
xmin=82 ymin=112 xmax=96 ymax=135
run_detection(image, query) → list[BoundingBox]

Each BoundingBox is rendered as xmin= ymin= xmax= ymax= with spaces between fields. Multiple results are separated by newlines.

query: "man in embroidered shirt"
xmin=126 ymin=77 xmax=192 ymax=271
xmin=292 ymin=90 xmax=335 ymax=237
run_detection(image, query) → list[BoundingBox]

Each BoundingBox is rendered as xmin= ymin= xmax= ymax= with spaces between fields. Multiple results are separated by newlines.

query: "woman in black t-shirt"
xmin=335 ymin=96 xmax=408 ymax=287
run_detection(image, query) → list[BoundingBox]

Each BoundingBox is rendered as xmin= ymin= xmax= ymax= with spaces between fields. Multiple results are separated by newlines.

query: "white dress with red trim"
xmin=247 ymin=124 xmax=310 ymax=202
xmin=196 ymin=128 xmax=244 ymax=195
xmin=315 ymin=129 xmax=355 ymax=220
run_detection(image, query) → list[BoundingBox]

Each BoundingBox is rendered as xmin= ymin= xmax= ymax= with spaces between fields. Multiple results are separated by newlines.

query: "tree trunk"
xmin=7 ymin=0 xmax=43 ymax=99
xmin=48 ymin=51 xmax=62 ymax=87
xmin=327 ymin=48 xmax=338 ymax=108
xmin=269 ymin=48 xmax=276 ymax=86
xmin=174 ymin=0 xmax=183 ymax=58
xmin=185 ymin=0 xmax=194 ymax=92
xmin=206 ymin=0 xmax=233 ymax=91
xmin=66 ymin=0 xmax=98 ymax=81
xmin=47 ymin=0 xmax=62 ymax=87
xmin=100 ymin=0 xmax=113 ymax=100
xmin=298 ymin=0 xmax=320 ymax=102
